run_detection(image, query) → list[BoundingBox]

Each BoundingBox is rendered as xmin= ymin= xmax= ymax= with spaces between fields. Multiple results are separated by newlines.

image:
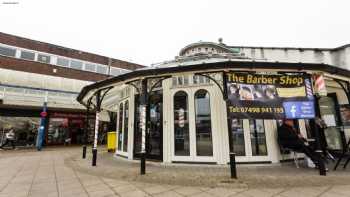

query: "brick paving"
xmin=1 ymin=147 xmax=350 ymax=197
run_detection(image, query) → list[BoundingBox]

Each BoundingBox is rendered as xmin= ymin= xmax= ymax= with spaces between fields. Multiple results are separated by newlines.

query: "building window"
xmin=174 ymin=91 xmax=190 ymax=156
xmin=231 ymin=119 xmax=245 ymax=156
xmin=20 ymin=50 xmax=35 ymax=60
xmin=0 ymin=46 xmax=16 ymax=57
xmin=193 ymin=75 xmax=210 ymax=84
xmin=249 ymin=119 xmax=267 ymax=156
xmin=117 ymin=103 xmax=124 ymax=151
xmin=251 ymin=49 xmax=256 ymax=58
xmin=96 ymin=65 xmax=108 ymax=74
xmin=172 ymin=76 xmax=189 ymax=87
xmin=195 ymin=89 xmax=213 ymax=156
xmin=37 ymin=54 xmax=51 ymax=64
xmin=85 ymin=63 xmax=96 ymax=72
xmin=123 ymin=101 xmax=129 ymax=152
xmin=110 ymin=67 xmax=121 ymax=76
xmin=70 ymin=60 xmax=83 ymax=70
xmin=57 ymin=57 xmax=69 ymax=67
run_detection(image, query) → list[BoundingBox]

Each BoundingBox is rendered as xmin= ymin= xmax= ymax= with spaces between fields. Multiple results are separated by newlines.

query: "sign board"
xmin=226 ymin=72 xmax=315 ymax=119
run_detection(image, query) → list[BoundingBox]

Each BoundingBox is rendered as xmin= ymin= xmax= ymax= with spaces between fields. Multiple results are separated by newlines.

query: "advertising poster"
xmin=340 ymin=104 xmax=350 ymax=126
xmin=226 ymin=72 xmax=315 ymax=119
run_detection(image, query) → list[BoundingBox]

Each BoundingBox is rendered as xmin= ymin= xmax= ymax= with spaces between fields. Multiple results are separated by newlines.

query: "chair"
xmin=279 ymin=144 xmax=301 ymax=168
xmin=334 ymin=137 xmax=350 ymax=170
xmin=277 ymin=136 xmax=301 ymax=168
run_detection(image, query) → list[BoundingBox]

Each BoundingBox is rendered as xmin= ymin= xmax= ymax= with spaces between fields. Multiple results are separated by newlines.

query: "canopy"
xmin=77 ymin=60 xmax=350 ymax=112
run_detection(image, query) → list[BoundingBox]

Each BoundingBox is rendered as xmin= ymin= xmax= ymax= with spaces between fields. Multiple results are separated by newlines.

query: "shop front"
xmin=46 ymin=112 xmax=96 ymax=145
xmin=77 ymin=61 xmax=350 ymax=166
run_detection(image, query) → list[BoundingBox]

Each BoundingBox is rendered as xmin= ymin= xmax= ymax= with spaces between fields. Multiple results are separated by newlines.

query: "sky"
xmin=0 ymin=0 xmax=349 ymax=66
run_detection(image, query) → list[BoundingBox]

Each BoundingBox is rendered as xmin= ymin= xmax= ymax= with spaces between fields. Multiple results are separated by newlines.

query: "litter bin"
xmin=107 ymin=132 xmax=117 ymax=152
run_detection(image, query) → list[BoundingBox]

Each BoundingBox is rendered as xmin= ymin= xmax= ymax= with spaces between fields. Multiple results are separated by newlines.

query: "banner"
xmin=226 ymin=72 xmax=315 ymax=119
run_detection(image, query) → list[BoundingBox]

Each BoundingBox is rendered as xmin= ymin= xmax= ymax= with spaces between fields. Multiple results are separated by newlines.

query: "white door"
xmin=116 ymin=99 xmax=129 ymax=156
xmin=171 ymin=87 xmax=216 ymax=162
xmin=231 ymin=119 xmax=270 ymax=162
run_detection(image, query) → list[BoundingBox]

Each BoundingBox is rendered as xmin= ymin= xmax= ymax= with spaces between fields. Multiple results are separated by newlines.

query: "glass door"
xmin=148 ymin=90 xmax=163 ymax=160
xmin=133 ymin=90 xmax=163 ymax=161
xmin=319 ymin=94 xmax=344 ymax=150
xmin=172 ymin=88 xmax=215 ymax=162
xmin=229 ymin=119 xmax=268 ymax=160
xmin=117 ymin=100 xmax=129 ymax=155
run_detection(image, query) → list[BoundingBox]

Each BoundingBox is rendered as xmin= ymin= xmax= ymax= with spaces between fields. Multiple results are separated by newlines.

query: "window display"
xmin=0 ymin=116 xmax=40 ymax=146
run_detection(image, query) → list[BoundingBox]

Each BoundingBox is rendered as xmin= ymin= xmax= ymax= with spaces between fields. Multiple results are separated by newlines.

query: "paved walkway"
xmin=1 ymin=147 xmax=350 ymax=197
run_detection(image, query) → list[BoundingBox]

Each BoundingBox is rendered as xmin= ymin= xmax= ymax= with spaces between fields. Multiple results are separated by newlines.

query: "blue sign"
xmin=283 ymin=101 xmax=315 ymax=119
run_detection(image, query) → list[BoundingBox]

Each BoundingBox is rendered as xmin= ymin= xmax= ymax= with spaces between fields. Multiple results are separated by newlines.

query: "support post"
xmin=139 ymin=79 xmax=148 ymax=175
xmin=82 ymin=103 xmax=90 ymax=159
xmin=313 ymin=95 xmax=326 ymax=176
xmin=223 ymin=72 xmax=237 ymax=179
xmin=92 ymin=91 xmax=101 ymax=166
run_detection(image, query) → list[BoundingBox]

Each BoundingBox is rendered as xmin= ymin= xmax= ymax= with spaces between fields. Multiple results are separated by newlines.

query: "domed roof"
xmin=179 ymin=40 xmax=240 ymax=56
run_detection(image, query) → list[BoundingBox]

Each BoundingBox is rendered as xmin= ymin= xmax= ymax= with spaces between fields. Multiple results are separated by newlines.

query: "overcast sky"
xmin=0 ymin=0 xmax=349 ymax=66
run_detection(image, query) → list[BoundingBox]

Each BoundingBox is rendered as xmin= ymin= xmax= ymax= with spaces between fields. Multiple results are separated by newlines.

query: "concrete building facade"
xmin=0 ymin=32 xmax=144 ymax=146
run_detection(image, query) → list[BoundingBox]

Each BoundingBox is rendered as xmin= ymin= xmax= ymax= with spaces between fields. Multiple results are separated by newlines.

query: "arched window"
xmin=117 ymin=103 xmax=123 ymax=151
xmin=173 ymin=91 xmax=189 ymax=156
xmin=123 ymin=101 xmax=129 ymax=152
xmin=194 ymin=89 xmax=213 ymax=156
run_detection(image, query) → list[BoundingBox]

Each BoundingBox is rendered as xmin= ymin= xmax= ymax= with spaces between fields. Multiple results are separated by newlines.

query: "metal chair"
xmin=279 ymin=145 xmax=300 ymax=168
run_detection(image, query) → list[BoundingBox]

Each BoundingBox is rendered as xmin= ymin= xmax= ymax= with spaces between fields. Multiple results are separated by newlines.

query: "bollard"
xmin=82 ymin=145 xmax=87 ymax=159
xmin=92 ymin=148 xmax=97 ymax=166
xmin=230 ymin=152 xmax=237 ymax=179
xmin=140 ymin=153 xmax=146 ymax=175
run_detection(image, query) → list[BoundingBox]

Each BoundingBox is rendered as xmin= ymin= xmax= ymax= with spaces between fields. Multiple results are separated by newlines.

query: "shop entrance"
xmin=230 ymin=119 xmax=269 ymax=162
xmin=171 ymin=88 xmax=215 ymax=162
xmin=134 ymin=90 xmax=163 ymax=161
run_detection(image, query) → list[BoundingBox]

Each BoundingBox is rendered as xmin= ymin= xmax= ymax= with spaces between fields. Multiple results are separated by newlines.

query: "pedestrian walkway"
xmin=1 ymin=147 xmax=350 ymax=197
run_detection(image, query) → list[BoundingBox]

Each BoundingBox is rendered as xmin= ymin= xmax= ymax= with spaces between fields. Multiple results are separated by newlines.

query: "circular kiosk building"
xmin=77 ymin=41 xmax=350 ymax=166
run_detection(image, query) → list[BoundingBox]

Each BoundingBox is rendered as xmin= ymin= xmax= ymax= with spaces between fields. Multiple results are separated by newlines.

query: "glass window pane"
xmin=184 ymin=76 xmax=189 ymax=85
xmin=96 ymin=65 xmax=108 ymax=74
xmin=193 ymin=75 xmax=198 ymax=84
xmin=57 ymin=57 xmax=69 ymax=67
xmin=110 ymin=67 xmax=120 ymax=76
xmin=172 ymin=77 xmax=177 ymax=86
xmin=174 ymin=91 xmax=190 ymax=156
xmin=134 ymin=95 xmax=141 ymax=154
xmin=0 ymin=46 xmax=16 ymax=57
xmin=123 ymin=101 xmax=129 ymax=152
xmin=231 ymin=119 xmax=245 ymax=156
xmin=20 ymin=51 xmax=35 ymax=60
xmin=85 ymin=63 xmax=96 ymax=72
xmin=37 ymin=54 xmax=51 ymax=64
xmin=70 ymin=60 xmax=83 ymax=70
xmin=0 ymin=116 xmax=40 ymax=146
xmin=319 ymin=96 xmax=343 ymax=150
xmin=47 ymin=118 xmax=69 ymax=144
xmin=195 ymin=90 xmax=213 ymax=156
xmin=117 ymin=103 xmax=124 ymax=151
xmin=250 ymin=119 xmax=267 ymax=156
